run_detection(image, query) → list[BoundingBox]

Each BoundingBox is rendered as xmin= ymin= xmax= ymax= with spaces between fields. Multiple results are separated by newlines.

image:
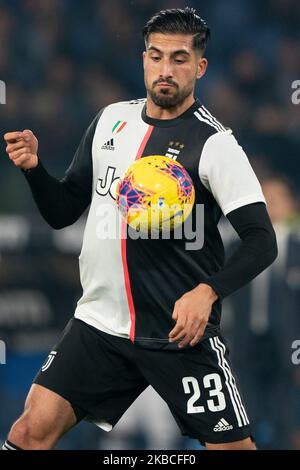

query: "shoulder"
xmin=202 ymin=128 xmax=240 ymax=156
xmin=92 ymin=98 xmax=146 ymax=128
xmin=193 ymin=103 xmax=229 ymax=137
xmin=100 ymin=98 xmax=146 ymax=114
xmin=199 ymin=125 xmax=252 ymax=180
xmin=87 ymin=98 xmax=146 ymax=143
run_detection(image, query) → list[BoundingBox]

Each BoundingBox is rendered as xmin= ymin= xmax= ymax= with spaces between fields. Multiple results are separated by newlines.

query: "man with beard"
xmin=3 ymin=8 xmax=277 ymax=450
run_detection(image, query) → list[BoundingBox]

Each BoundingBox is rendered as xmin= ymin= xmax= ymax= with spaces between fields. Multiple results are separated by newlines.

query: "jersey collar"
xmin=142 ymin=97 xmax=201 ymax=128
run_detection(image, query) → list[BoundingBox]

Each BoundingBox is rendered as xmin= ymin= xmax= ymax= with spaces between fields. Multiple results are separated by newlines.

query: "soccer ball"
xmin=115 ymin=155 xmax=195 ymax=233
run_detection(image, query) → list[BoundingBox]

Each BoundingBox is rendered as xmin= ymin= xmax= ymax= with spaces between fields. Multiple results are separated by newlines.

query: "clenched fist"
xmin=4 ymin=129 xmax=38 ymax=170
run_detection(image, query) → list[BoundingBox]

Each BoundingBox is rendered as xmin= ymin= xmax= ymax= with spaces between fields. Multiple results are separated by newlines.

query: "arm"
xmin=204 ymin=202 xmax=278 ymax=300
xmin=4 ymin=112 xmax=101 ymax=229
xmin=169 ymin=203 xmax=277 ymax=348
xmin=199 ymin=131 xmax=278 ymax=298
xmin=169 ymin=130 xmax=277 ymax=348
xmin=22 ymin=160 xmax=91 ymax=229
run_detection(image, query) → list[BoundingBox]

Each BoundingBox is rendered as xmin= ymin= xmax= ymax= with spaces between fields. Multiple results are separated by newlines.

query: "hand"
xmin=169 ymin=283 xmax=218 ymax=349
xmin=4 ymin=129 xmax=38 ymax=170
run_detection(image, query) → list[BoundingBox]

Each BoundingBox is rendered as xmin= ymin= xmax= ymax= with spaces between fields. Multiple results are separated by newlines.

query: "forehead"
xmin=146 ymin=32 xmax=194 ymax=53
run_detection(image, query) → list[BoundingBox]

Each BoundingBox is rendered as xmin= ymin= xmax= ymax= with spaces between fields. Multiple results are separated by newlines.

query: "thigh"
xmin=135 ymin=335 xmax=252 ymax=445
xmin=34 ymin=318 xmax=149 ymax=430
xmin=8 ymin=383 xmax=77 ymax=449
xmin=23 ymin=383 xmax=77 ymax=434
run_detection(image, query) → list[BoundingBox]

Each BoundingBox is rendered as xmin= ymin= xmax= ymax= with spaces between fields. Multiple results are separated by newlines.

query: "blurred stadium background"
xmin=0 ymin=0 xmax=300 ymax=449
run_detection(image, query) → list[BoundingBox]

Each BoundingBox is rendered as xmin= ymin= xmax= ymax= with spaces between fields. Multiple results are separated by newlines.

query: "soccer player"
xmin=3 ymin=8 xmax=277 ymax=450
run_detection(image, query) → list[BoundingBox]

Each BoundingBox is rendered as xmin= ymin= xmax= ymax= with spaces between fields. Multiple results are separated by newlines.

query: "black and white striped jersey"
xmin=65 ymin=97 xmax=265 ymax=350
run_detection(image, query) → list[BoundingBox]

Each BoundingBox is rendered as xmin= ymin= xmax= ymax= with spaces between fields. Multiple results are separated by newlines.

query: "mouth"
xmin=156 ymin=82 xmax=175 ymax=88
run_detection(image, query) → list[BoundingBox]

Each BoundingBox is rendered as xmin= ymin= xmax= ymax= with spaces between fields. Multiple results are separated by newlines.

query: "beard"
xmin=146 ymin=80 xmax=193 ymax=109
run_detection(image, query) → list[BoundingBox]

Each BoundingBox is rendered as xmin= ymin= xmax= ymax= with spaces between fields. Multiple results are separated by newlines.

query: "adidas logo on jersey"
xmin=213 ymin=418 xmax=233 ymax=432
xmin=101 ymin=138 xmax=115 ymax=151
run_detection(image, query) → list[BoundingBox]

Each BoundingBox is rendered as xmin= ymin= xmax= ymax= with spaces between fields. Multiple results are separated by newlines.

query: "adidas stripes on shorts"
xmin=34 ymin=318 xmax=252 ymax=445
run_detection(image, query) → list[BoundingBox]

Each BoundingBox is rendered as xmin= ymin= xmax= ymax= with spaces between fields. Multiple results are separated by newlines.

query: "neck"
xmin=146 ymin=94 xmax=195 ymax=120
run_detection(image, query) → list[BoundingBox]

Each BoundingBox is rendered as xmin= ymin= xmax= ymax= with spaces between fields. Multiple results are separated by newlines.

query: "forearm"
xmin=23 ymin=159 xmax=91 ymax=229
xmin=204 ymin=203 xmax=278 ymax=300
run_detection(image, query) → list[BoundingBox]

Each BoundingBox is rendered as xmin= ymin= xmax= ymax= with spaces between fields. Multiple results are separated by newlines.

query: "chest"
xmin=92 ymin=115 xmax=210 ymax=204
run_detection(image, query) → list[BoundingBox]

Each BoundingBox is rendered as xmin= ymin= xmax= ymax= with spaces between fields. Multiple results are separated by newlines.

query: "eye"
xmin=151 ymin=56 xmax=160 ymax=62
xmin=175 ymin=59 xmax=185 ymax=64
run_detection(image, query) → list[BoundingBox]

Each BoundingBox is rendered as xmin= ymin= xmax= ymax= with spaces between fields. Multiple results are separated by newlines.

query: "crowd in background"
xmin=0 ymin=0 xmax=300 ymax=449
xmin=0 ymin=0 xmax=300 ymax=210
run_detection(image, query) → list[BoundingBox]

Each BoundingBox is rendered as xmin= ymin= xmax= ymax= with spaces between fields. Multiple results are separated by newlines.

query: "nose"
xmin=159 ymin=58 xmax=173 ymax=79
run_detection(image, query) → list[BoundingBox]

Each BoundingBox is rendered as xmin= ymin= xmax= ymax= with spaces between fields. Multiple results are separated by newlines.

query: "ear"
xmin=142 ymin=51 xmax=146 ymax=68
xmin=196 ymin=58 xmax=208 ymax=79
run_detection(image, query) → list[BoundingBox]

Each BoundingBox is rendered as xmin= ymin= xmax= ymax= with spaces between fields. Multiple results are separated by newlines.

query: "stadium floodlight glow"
xmin=0 ymin=340 xmax=6 ymax=365
xmin=0 ymin=80 xmax=6 ymax=104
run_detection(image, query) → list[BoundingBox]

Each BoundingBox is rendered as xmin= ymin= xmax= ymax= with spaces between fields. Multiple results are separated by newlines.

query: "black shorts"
xmin=34 ymin=318 xmax=252 ymax=445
